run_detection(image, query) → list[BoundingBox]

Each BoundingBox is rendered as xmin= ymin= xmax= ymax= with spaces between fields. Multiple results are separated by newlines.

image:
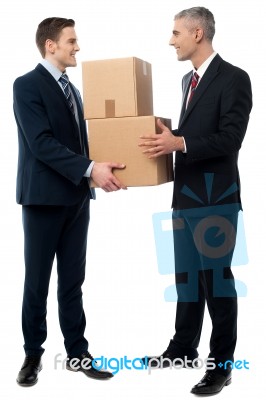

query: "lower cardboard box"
xmin=88 ymin=116 xmax=174 ymax=187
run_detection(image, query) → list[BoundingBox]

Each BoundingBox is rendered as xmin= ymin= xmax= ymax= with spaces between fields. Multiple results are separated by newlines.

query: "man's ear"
xmin=195 ymin=28 xmax=203 ymax=42
xmin=45 ymin=39 xmax=56 ymax=55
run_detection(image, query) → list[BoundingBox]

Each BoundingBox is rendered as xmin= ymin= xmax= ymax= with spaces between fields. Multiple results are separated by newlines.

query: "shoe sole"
xmin=16 ymin=378 xmax=38 ymax=387
xmin=66 ymin=364 xmax=113 ymax=380
xmin=66 ymin=365 xmax=79 ymax=372
xmin=191 ymin=377 xmax=232 ymax=395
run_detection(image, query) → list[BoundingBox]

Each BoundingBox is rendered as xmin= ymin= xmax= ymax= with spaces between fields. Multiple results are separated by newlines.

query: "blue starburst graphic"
xmin=152 ymin=173 xmax=248 ymax=301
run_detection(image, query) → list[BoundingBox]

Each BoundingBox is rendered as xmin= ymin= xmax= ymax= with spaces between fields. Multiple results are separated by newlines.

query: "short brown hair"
xmin=36 ymin=17 xmax=75 ymax=58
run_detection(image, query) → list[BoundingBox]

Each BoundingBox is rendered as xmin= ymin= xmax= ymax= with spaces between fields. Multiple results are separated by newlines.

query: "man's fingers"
xmin=109 ymin=162 xmax=126 ymax=169
xmin=108 ymin=165 xmax=127 ymax=190
xmin=157 ymin=118 xmax=167 ymax=130
xmin=142 ymin=145 xmax=161 ymax=154
xmin=147 ymin=150 xmax=164 ymax=159
xmin=107 ymin=172 xmax=127 ymax=191
xmin=104 ymin=178 xmax=127 ymax=191
xmin=139 ymin=139 xmax=159 ymax=148
xmin=139 ymin=134 xmax=158 ymax=140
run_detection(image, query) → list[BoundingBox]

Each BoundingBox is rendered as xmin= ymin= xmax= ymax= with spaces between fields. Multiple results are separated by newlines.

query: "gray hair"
xmin=174 ymin=7 xmax=215 ymax=42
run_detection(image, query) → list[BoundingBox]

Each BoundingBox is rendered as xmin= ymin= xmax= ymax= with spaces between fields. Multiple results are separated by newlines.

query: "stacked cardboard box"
xmin=82 ymin=57 xmax=173 ymax=187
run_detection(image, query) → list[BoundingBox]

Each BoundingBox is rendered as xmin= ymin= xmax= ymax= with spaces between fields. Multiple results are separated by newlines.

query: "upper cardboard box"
xmin=82 ymin=57 xmax=153 ymax=119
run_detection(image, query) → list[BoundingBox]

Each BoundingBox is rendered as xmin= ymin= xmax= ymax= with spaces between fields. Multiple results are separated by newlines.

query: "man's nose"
xmin=169 ymin=36 xmax=175 ymax=46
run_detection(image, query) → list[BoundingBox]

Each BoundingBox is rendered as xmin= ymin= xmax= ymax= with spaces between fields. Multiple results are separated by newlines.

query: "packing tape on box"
xmin=142 ymin=61 xmax=147 ymax=76
xmin=105 ymin=99 xmax=116 ymax=118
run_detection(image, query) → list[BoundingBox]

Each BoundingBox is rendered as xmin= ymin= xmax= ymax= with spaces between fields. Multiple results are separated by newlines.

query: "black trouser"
xmin=21 ymin=193 xmax=90 ymax=357
xmin=171 ymin=211 xmax=238 ymax=372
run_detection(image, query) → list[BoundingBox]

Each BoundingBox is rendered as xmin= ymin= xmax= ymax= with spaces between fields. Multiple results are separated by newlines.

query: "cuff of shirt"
xmin=84 ymin=161 xmax=95 ymax=178
xmin=182 ymin=137 xmax=187 ymax=153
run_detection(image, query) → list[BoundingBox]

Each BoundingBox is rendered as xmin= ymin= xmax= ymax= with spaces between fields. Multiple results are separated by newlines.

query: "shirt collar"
xmin=40 ymin=59 xmax=64 ymax=82
xmin=194 ymin=51 xmax=217 ymax=79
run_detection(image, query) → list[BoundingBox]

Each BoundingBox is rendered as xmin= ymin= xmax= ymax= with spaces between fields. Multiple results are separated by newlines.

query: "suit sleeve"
xmin=13 ymin=77 xmax=91 ymax=186
xmin=183 ymin=68 xmax=252 ymax=161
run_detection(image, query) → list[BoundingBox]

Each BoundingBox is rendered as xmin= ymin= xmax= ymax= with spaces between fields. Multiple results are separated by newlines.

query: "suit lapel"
xmin=36 ymin=64 xmax=69 ymax=106
xmin=178 ymin=54 xmax=223 ymax=129
xmin=36 ymin=64 xmax=81 ymax=144
xmin=178 ymin=72 xmax=192 ymax=124
xmin=36 ymin=64 xmax=77 ymax=118
xmin=71 ymin=84 xmax=89 ymax=157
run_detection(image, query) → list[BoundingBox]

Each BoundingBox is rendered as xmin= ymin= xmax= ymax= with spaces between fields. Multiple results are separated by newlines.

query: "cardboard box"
xmin=82 ymin=57 xmax=153 ymax=119
xmin=88 ymin=116 xmax=173 ymax=187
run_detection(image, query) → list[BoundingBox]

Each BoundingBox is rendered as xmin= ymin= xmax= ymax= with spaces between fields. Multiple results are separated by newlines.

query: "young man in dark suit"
xmin=13 ymin=17 xmax=126 ymax=386
xmin=140 ymin=7 xmax=252 ymax=395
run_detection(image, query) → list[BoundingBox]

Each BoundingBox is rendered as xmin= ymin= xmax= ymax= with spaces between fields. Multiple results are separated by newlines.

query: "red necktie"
xmin=187 ymin=72 xmax=199 ymax=104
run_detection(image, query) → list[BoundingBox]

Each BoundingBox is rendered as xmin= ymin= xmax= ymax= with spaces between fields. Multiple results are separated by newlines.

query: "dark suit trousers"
xmin=21 ymin=193 xmax=90 ymax=357
xmin=171 ymin=211 xmax=238 ymax=367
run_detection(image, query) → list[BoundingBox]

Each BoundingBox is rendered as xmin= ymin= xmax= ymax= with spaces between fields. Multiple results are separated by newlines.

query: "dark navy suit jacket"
xmin=13 ymin=63 xmax=92 ymax=206
xmin=172 ymin=54 xmax=252 ymax=211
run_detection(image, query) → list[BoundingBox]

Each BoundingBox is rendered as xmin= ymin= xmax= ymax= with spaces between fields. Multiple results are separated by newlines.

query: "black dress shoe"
xmin=16 ymin=356 xmax=42 ymax=386
xmin=191 ymin=370 xmax=232 ymax=395
xmin=66 ymin=352 xmax=113 ymax=380
xmin=142 ymin=350 xmax=198 ymax=369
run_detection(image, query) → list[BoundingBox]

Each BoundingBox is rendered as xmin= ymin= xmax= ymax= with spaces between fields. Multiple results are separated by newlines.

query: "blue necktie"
xmin=59 ymin=73 xmax=74 ymax=113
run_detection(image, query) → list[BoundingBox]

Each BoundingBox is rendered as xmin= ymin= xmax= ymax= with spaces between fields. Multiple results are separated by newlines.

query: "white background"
xmin=0 ymin=0 xmax=264 ymax=399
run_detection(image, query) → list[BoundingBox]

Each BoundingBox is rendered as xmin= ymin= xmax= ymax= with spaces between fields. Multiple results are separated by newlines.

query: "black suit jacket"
xmin=171 ymin=54 xmax=252 ymax=211
xmin=13 ymin=64 xmax=92 ymax=206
